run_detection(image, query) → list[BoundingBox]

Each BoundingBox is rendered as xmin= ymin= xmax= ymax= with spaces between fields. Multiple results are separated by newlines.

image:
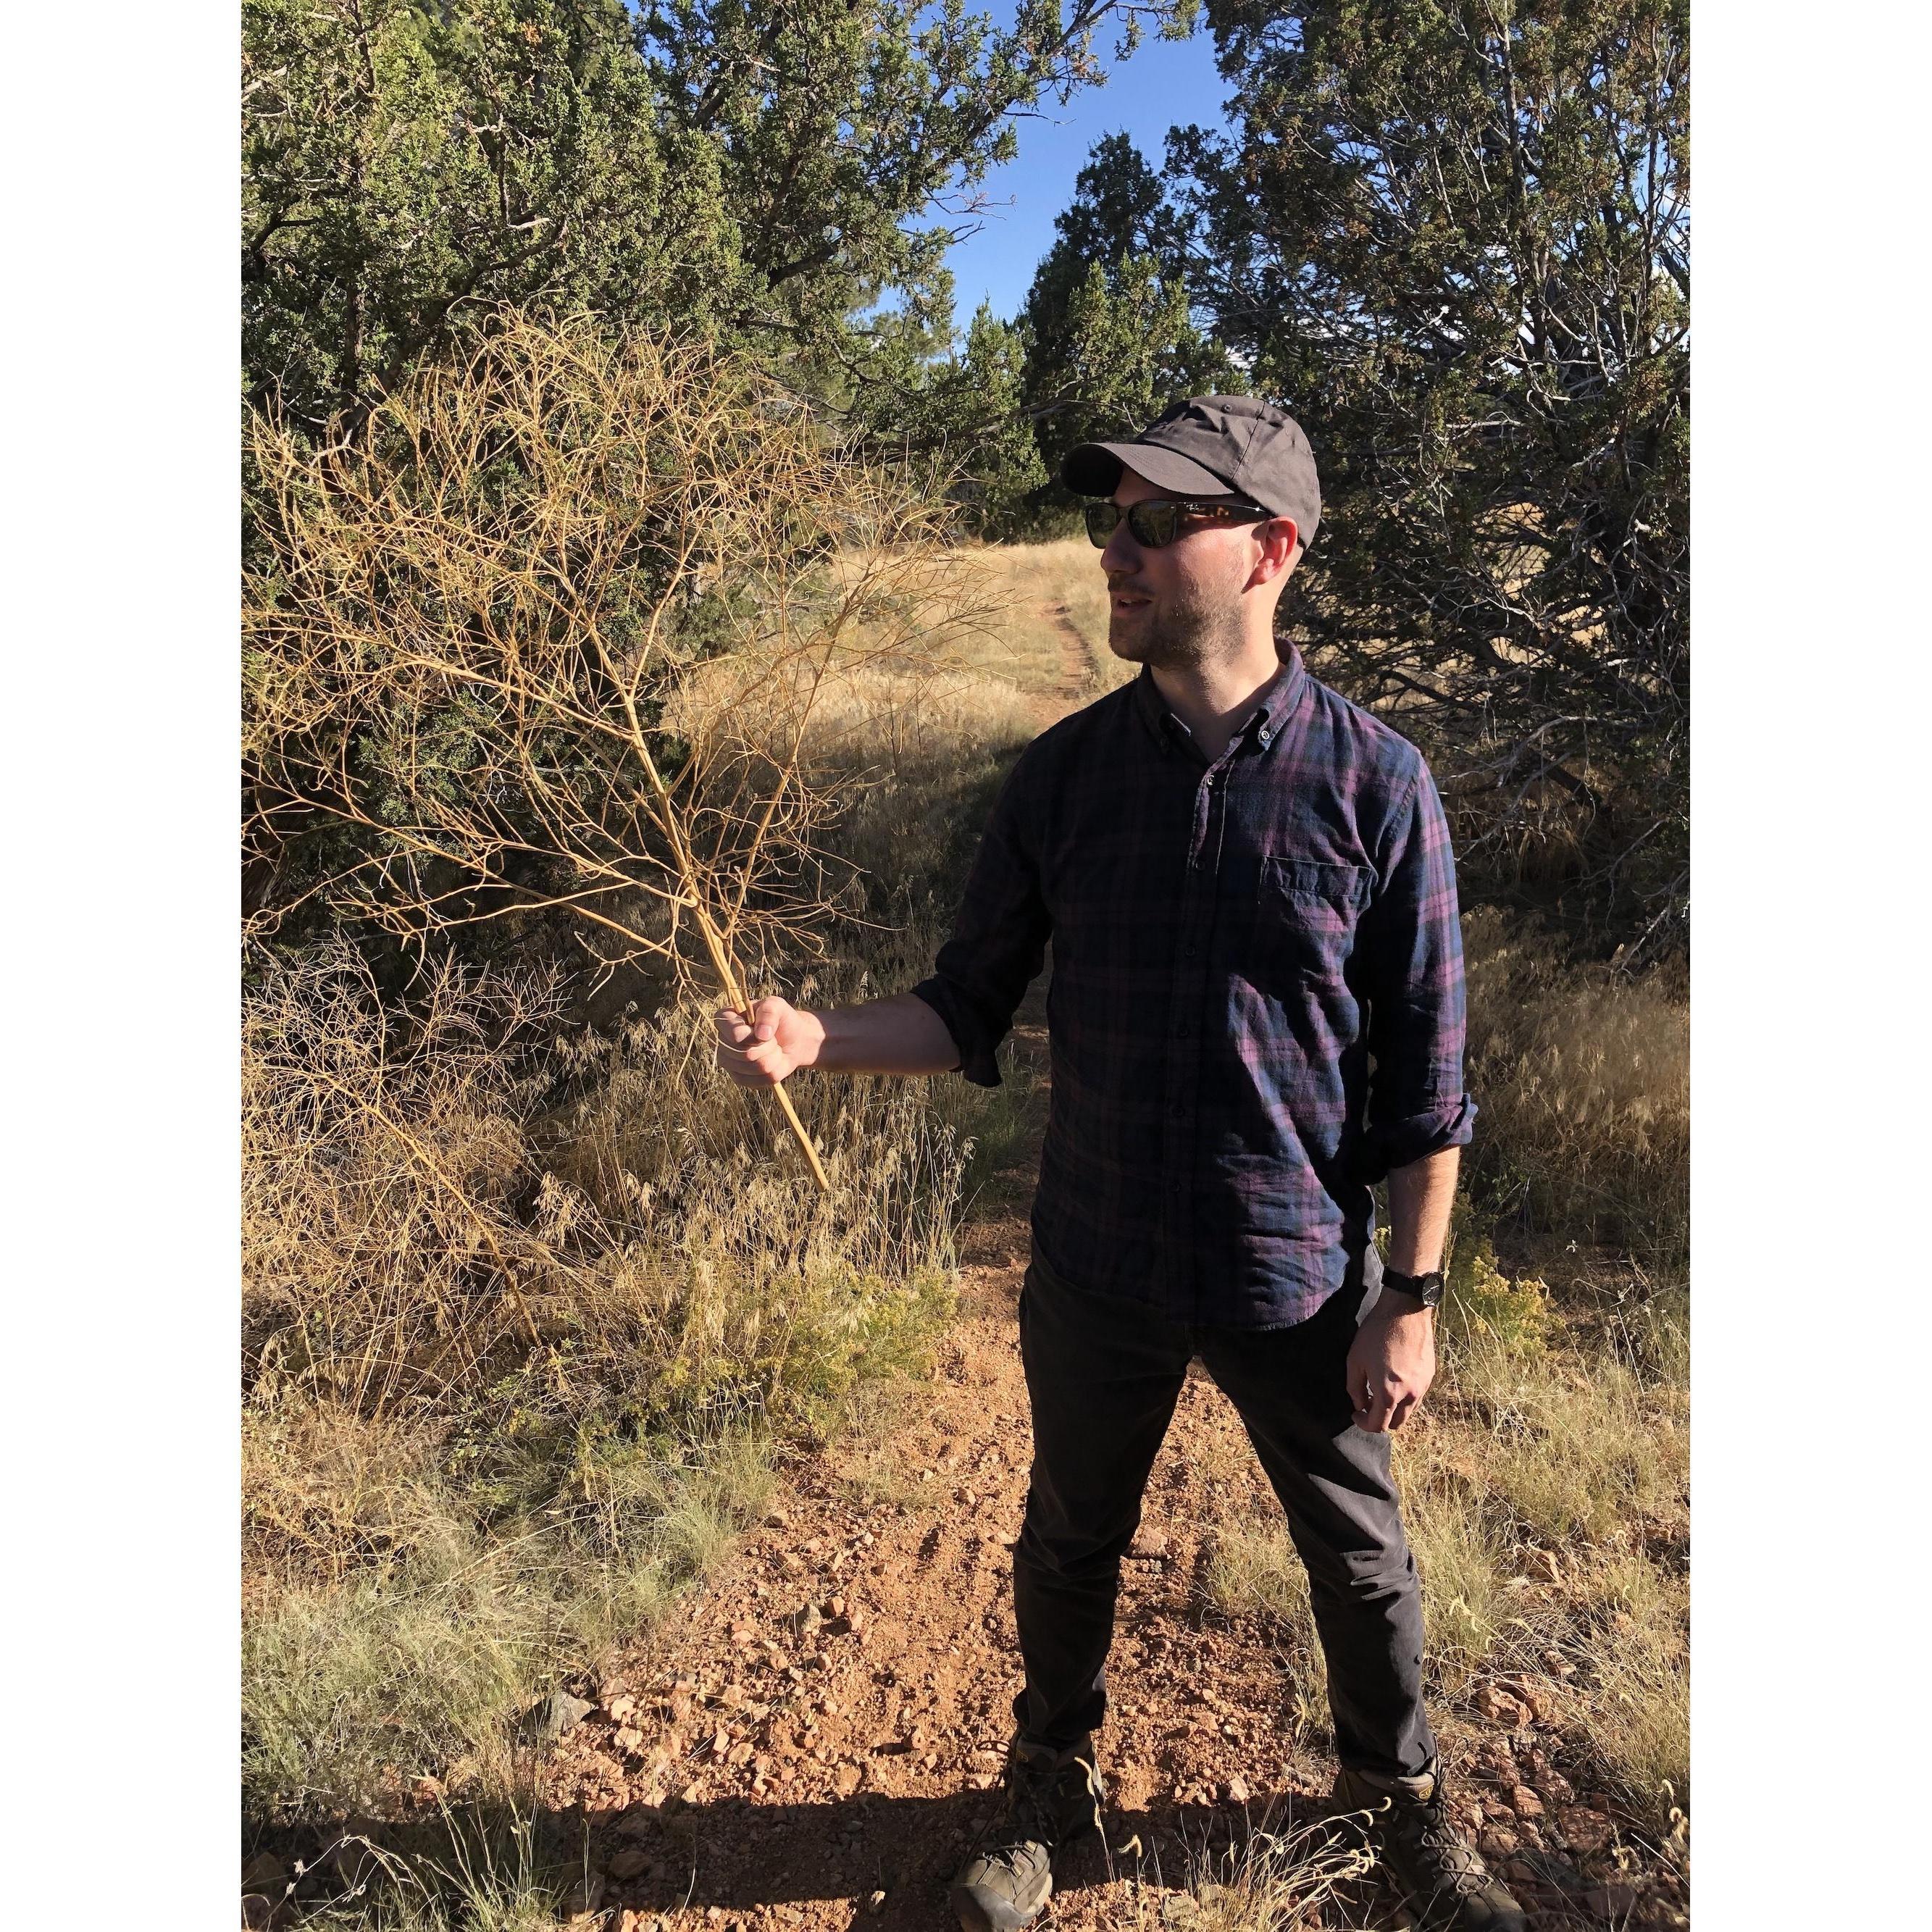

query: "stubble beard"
xmin=1108 ymin=584 xmax=1247 ymax=672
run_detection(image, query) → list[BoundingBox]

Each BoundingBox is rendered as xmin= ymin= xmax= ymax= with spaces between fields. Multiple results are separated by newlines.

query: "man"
xmin=714 ymin=397 xmax=1523 ymax=1932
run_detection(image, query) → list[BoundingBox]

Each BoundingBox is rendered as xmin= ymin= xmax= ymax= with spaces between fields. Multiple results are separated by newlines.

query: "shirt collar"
xmin=1132 ymin=647 xmax=1308 ymax=756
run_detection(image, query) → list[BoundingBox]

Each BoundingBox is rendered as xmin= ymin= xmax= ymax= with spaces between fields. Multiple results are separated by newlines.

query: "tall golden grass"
xmin=1462 ymin=908 xmax=1690 ymax=1263
xmin=950 ymin=535 xmax=1124 ymax=694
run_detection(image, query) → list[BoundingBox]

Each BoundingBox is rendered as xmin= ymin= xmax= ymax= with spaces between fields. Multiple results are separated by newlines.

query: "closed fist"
xmin=714 ymin=996 xmax=823 ymax=1087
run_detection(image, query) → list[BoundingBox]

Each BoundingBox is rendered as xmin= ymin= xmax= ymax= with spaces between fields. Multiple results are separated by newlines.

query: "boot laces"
xmin=1385 ymin=1794 xmax=1493 ymax=1899
xmin=984 ymin=1750 xmax=1088 ymax=1869
xmin=974 ymin=1766 xmax=1055 ymax=1873
xmin=1003 ymin=1777 xmax=1058 ymax=1846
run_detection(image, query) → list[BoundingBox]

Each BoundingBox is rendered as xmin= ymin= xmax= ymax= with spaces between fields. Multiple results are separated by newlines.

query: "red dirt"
xmin=1034 ymin=604 xmax=1097 ymax=721
xmin=540 ymin=1229 xmax=1684 ymax=1931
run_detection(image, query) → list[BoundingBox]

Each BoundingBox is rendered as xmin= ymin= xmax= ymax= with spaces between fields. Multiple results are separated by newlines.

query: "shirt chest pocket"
xmin=1258 ymin=857 xmax=1376 ymax=979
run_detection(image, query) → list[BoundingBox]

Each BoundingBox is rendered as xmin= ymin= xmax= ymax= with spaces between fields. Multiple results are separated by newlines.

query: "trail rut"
xmin=1029 ymin=603 xmax=1096 ymax=723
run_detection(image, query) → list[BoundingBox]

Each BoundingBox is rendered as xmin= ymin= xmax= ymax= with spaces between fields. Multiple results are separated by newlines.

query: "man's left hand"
xmin=1346 ymin=1301 xmax=1437 ymax=1433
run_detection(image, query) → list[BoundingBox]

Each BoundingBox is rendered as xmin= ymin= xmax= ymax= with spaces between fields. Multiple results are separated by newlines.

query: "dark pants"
xmin=1011 ymin=1249 xmax=1437 ymax=1781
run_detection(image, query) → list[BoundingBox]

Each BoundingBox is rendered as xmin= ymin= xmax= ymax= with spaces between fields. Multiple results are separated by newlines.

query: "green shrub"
xmin=1444 ymin=1224 xmax=1551 ymax=1358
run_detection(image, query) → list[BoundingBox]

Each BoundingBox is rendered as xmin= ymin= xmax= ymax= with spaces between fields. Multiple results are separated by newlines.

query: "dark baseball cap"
xmin=1062 ymin=395 xmax=1321 ymax=548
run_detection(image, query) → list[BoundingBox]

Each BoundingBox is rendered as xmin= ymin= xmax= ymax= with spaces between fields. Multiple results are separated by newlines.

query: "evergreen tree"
xmin=951 ymin=304 xmax=1053 ymax=527
xmin=1171 ymin=0 xmax=1689 ymax=949
xmin=836 ymin=284 xmax=1048 ymax=535
xmin=243 ymin=0 xmax=1191 ymax=440
xmin=1019 ymin=130 xmax=1185 ymax=318
xmin=1016 ymin=133 xmax=1234 ymax=517
xmin=243 ymin=0 xmax=737 ymax=438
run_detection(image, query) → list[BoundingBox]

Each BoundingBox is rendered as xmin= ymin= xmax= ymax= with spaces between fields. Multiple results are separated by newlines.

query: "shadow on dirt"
xmin=249 ymin=1784 xmax=1365 ymax=1925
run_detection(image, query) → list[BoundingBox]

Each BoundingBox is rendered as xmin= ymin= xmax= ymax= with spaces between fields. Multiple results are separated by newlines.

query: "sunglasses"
xmin=1083 ymin=496 xmax=1274 ymax=550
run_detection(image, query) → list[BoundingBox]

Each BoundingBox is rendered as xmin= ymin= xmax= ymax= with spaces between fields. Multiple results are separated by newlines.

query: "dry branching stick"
xmin=627 ymin=720 xmax=831 ymax=1191
xmin=245 ymin=315 xmax=983 ymax=1196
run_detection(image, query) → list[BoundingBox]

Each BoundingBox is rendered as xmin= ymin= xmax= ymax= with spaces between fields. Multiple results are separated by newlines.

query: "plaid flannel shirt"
xmin=911 ymin=651 xmax=1474 ymax=1328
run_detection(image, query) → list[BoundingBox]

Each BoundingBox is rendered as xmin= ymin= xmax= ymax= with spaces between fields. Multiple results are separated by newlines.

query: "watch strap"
xmin=1380 ymin=1266 xmax=1444 ymax=1308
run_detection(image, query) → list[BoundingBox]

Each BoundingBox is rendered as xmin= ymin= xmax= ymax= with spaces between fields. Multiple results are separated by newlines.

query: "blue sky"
xmin=624 ymin=1 xmax=1235 ymax=328
xmin=935 ymin=23 xmax=1234 ymax=322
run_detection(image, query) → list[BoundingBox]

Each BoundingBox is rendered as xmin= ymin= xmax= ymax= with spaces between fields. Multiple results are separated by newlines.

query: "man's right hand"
xmin=714 ymin=997 xmax=825 ymax=1087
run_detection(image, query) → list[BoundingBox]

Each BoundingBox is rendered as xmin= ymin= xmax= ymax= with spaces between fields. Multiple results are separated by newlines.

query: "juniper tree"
xmin=243 ymin=0 xmax=736 ymax=438
xmin=244 ymin=0 xmax=1194 ymax=441
xmin=1171 ymin=0 xmax=1689 ymax=952
xmin=1016 ymin=132 xmax=1234 ymax=519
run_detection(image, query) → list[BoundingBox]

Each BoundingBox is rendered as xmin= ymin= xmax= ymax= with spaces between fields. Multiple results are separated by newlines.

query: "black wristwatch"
xmin=1379 ymin=1267 xmax=1444 ymax=1310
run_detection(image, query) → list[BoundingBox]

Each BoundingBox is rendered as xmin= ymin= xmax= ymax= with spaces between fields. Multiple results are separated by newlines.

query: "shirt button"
xmin=1176 ymin=1022 xmax=1190 ymax=1038
xmin=1183 ymin=943 xmax=1198 ymax=961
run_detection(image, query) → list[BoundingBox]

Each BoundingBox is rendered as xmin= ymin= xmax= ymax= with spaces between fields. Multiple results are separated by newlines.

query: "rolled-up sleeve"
xmin=908 ymin=750 xmax=1052 ymax=1087
xmin=1352 ymin=758 xmax=1476 ymax=1180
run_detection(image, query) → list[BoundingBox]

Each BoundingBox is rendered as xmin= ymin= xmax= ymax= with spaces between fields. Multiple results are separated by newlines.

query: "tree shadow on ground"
xmin=556 ymin=1783 xmax=1371 ymax=1924
xmin=254 ymin=1783 xmax=1398 ymax=1926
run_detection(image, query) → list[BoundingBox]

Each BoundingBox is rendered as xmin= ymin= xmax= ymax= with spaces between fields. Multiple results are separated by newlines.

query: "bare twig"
xmin=246 ymin=314 xmax=983 ymax=1190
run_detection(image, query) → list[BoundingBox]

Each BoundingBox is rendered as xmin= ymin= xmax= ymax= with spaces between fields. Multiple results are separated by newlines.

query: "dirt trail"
xmin=543 ymin=1220 xmax=1657 ymax=1919
xmin=1031 ymin=604 xmax=1097 ymax=723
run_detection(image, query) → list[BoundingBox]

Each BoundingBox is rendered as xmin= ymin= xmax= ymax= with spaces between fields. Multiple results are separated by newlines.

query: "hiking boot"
xmin=949 ymin=1735 xmax=1105 ymax=1932
xmin=1332 ymin=1762 xmax=1526 ymax=1932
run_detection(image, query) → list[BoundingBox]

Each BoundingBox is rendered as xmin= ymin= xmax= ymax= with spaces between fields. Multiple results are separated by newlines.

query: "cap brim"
xmin=1061 ymin=440 xmax=1237 ymax=499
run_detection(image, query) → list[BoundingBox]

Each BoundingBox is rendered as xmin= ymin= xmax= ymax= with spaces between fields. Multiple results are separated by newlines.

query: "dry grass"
xmin=950 ymin=535 xmax=1124 ymax=693
xmin=1462 ymin=907 xmax=1689 ymax=1265
xmin=1201 ymin=1225 xmax=1688 ymax=1830
xmin=1203 ymin=1523 xmax=1331 ymax=1738
xmin=241 ymin=552 xmax=1050 ymax=1825
xmin=241 ymin=932 xmax=976 ymax=1815
xmin=267 ymin=1810 xmax=584 ymax=1931
xmin=1108 ymin=1812 xmax=1379 ymax=1931
xmin=814 ymin=528 xmax=1116 ymax=696
xmin=243 ymin=1417 xmax=774 ymax=1815
xmin=243 ymin=944 xmax=966 ymax=1437
xmin=831 ymin=1376 xmax=953 ymax=1515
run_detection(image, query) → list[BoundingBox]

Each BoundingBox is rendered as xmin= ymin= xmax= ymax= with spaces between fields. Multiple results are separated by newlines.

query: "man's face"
xmin=1099 ymin=467 xmax=1268 ymax=670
